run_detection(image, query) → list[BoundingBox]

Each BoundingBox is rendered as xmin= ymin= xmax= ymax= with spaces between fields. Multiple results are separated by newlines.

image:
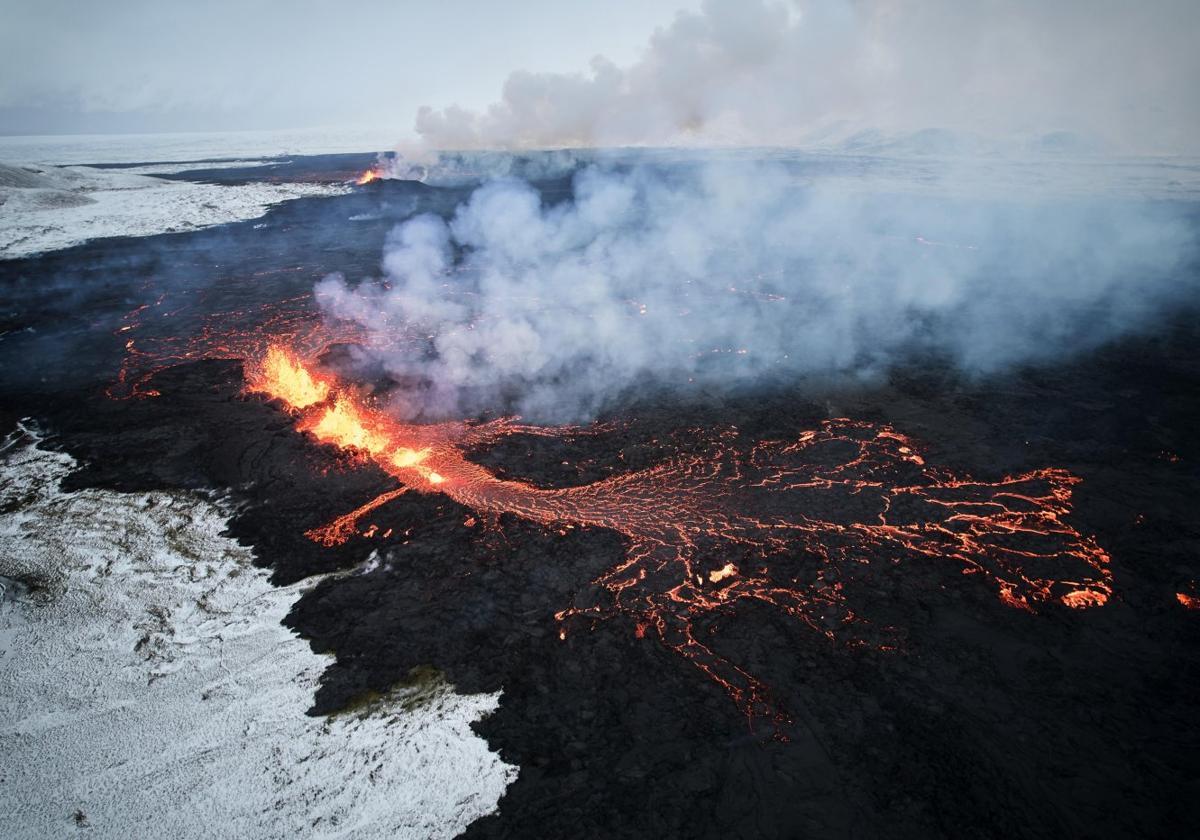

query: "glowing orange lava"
xmin=247 ymin=345 xmax=330 ymax=408
xmin=355 ymin=168 xmax=381 ymax=185
xmin=306 ymin=396 xmax=390 ymax=455
xmin=106 ymin=289 xmax=379 ymax=401
xmin=709 ymin=563 xmax=738 ymax=583
xmin=245 ymin=343 xmax=1115 ymax=723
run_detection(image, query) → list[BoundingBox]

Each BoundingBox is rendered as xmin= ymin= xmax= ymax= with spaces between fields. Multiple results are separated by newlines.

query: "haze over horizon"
xmin=2 ymin=0 xmax=1198 ymax=156
xmin=0 ymin=0 xmax=694 ymax=137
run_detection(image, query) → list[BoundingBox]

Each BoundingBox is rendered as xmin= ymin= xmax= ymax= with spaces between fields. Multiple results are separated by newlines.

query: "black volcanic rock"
xmin=12 ymin=334 xmax=1197 ymax=839
xmin=2 ymin=155 xmax=1198 ymax=840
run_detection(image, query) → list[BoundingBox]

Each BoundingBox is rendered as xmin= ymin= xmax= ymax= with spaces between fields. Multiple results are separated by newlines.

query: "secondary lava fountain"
xmin=355 ymin=167 xmax=382 ymax=185
xmin=247 ymin=343 xmax=1113 ymax=722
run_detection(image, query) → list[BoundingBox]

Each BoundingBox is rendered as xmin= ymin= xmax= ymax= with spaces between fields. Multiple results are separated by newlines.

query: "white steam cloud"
xmin=317 ymin=0 xmax=1198 ymax=421
xmin=410 ymin=0 xmax=1200 ymax=156
xmin=317 ymin=159 xmax=1196 ymax=421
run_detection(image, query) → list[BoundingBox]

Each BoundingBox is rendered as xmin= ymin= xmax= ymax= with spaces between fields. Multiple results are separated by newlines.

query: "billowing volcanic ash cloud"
xmin=316 ymin=0 xmax=1200 ymax=422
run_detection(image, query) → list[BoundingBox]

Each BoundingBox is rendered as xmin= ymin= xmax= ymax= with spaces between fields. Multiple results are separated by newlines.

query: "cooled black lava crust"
xmin=2 ymin=159 xmax=1198 ymax=839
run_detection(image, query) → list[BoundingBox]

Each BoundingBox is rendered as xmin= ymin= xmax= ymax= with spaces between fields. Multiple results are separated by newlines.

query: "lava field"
xmin=2 ymin=155 xmax=1198 ymax=839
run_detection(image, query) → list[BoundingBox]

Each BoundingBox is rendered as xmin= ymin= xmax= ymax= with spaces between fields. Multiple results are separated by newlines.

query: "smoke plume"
xmin=317 ymin=157 xmax=1197 ymax=421
xmin=318 ymin=0 xmax=1198 ymax=421
xmin=410 ymin=0 xmax=1200 ymax=156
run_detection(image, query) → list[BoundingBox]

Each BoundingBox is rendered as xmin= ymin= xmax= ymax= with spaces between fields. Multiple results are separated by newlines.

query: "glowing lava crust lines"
xmin=247 ymin=344 xmax=1113 ymax=723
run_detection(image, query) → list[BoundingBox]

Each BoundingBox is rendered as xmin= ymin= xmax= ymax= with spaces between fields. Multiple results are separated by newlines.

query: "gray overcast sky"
xmin=0 ymin=0 xmax=699 ymax=136
xmin=2 ymin=0 xmax=1196 ymax=154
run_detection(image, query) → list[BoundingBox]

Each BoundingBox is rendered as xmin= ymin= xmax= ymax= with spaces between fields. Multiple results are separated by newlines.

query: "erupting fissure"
xmin=246 ymin=342 xmax=1114 ymax=723
xmin=355 ymin=167 xmax=382 ymax=185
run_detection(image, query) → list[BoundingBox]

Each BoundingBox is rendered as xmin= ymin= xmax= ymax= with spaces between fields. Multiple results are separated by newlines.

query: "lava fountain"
xmin=355 ymin=167 xmax=381 ymax=185
xmin=246 ymin=343 xmax=1113 ymax=723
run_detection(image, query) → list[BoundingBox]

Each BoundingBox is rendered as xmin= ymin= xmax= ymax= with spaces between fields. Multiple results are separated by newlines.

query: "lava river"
xmin=240 ymin=344 xmax=1114 ymax=722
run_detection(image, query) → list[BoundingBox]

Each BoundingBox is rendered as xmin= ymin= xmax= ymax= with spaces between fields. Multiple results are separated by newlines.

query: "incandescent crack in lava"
xmin=245 ymin=343 xmax=1113 ymax=724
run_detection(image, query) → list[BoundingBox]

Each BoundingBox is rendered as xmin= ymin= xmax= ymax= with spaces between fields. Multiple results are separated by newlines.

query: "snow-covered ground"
xmin=0 ymin=426 xmax=516 ymax=839
xmin=0 ymin=162 xmax=350 ymax=260
xmin=0 ymin=128 xmax=398 ymax=166
xmin=113 ymin=159 xmax=279 ymax=176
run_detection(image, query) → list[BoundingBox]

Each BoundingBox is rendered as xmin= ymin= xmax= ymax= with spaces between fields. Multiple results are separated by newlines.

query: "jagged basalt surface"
xmin=2 ymin=165 xmax=1198 ymax=839
xmin=7 ymin=332 xmax=1195 ymax=839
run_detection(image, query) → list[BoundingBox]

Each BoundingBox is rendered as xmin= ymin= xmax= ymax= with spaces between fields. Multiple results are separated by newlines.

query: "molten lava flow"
xmin=246 ymin=345 xmax=330 ymax=409
xmin=306 ymin=397 xmax=390 ymax=455
xmin=106 ymin=289 xmax=381 ymax=401
xmin=1178 ymin=584 xmax=1200 ymax=610
xmin=245 ymin=343 xmax=1114 ymax=723
xmin=393 ymin=447 xmax=429 ymax=468
xmin=709 ymin=563 xmax=737 ymax=583
xmin=355 ymin=168 xmax=381 ymax=185
xmin=306 ymin=487 xmax=409 ymax=547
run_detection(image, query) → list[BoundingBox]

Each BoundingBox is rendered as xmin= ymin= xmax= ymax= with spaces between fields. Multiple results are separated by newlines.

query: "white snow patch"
xmin=0 ymin=426 xmax=516 ymax=839
xmin=112 ymin=159 xmax=280 ymax=176
xmin=0 ymin=163 xmax=350 ymax=260
xmin=0 ymin=128 xmax=398 ymax=166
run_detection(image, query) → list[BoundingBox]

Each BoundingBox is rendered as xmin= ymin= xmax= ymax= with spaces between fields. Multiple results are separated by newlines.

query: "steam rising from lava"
xmin=320 ymin=161 xmax=1196 ymax=422
xmin=248 ymin=343 xmax=1112 ymax=722
xmin=407 ymin=0 xmax=1200 ymax=155
xmin=333 ymin=1 xmax=1198 ymax=424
